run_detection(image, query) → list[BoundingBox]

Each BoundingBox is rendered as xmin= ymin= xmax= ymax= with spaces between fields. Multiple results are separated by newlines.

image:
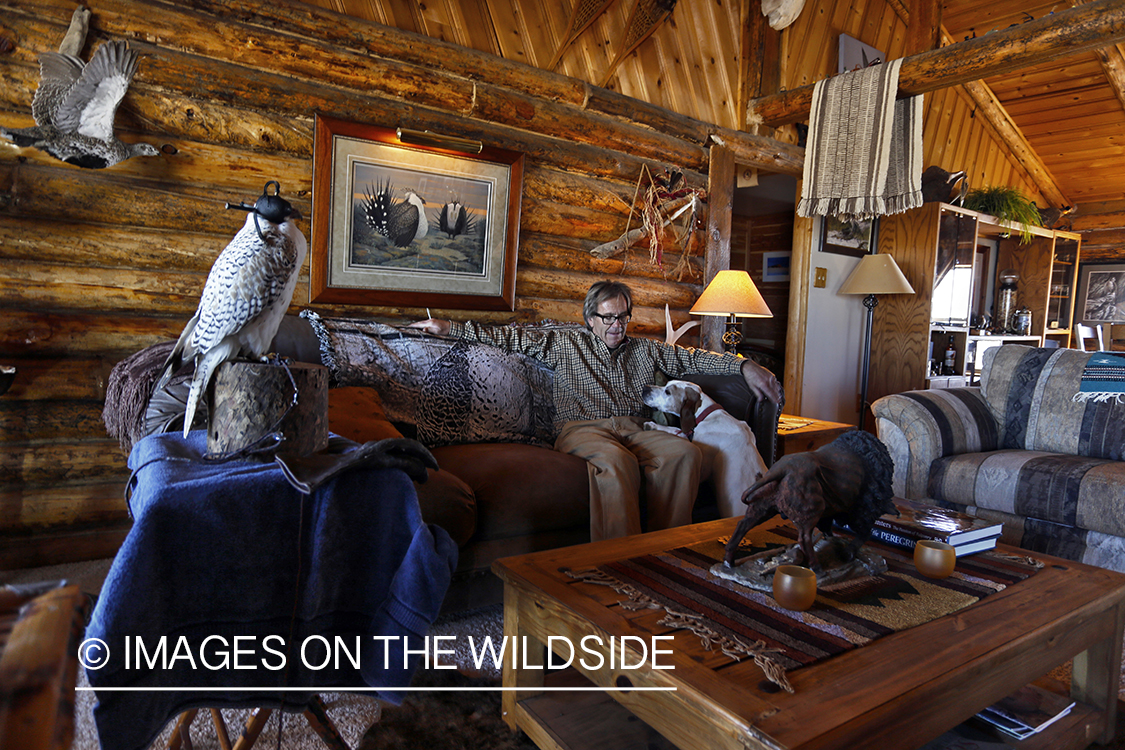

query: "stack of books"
xmin=974 ymin=684 xmax=1076 ymax=740
xmin=867 ymin=498 xmax=1002 ymax=556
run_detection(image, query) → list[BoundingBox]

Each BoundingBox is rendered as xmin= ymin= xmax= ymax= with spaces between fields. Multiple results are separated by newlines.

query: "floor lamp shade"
xmin=839 ymin=253 xmax=914 ymax=431
xmin=838 ymin=254 xmax=915 ymax=296
xmin=690 ymin=270 xmax=773 ymax=353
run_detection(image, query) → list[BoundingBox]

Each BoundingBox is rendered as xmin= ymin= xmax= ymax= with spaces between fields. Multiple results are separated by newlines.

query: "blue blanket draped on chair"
xmin=85 ymin=431 xmax=458 ymax=750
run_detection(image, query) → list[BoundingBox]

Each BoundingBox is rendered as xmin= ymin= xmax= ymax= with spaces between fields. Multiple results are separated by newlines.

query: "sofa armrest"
xmin=683 ymin=373 xmax=781 ymax=468
xmin=872 ymin=387 xmax=997 ymax=499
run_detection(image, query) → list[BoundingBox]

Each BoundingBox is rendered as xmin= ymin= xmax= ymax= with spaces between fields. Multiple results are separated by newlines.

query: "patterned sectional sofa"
xmin=872 ymin=345 xmax=1125 ymax=572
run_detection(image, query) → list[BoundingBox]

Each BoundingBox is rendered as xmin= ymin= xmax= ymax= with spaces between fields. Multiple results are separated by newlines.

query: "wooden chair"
xmin=1109 ymin=324 xmax=1125 ymax=352
xmin=1075 ymin=323 xmax=1105 ymax=352
xmin=0 ymin=583 xmax=89 ymax=750
xmin=168 ymin=698 xmax=349 ymax=750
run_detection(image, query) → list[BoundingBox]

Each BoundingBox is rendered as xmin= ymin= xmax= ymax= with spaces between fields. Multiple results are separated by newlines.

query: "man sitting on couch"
xmin=410 ymin=280 xmax=781 ymax=541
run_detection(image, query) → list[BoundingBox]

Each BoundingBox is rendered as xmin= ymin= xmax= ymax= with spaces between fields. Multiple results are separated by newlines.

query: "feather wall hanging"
xmin=589 ymin=164 xmax=706 ymax=282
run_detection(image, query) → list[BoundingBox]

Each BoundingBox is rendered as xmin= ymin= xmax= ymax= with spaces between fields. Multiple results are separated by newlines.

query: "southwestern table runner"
xmin=568 ymin=525 xmax=1041 ymax=692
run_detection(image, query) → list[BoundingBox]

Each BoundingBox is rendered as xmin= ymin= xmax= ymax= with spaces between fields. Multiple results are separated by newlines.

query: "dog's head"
xmin=641 ymin=380 xmax=704 ymax=439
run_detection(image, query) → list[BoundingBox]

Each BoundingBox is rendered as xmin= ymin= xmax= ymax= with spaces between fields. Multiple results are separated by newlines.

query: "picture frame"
xmin=762 ymin=251 xmax=791 ymax=283
xmin=1076 ymin=263 xmax=1125 ymax=324
xmin=821 ymin=216 xmax=877 ymax=258
xmin=310 ymin=115 xmax=524 ymax=310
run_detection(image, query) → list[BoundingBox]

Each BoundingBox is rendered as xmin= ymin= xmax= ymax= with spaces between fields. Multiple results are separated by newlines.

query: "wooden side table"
xmin=776 ymin=414 xmax=852 ymax=457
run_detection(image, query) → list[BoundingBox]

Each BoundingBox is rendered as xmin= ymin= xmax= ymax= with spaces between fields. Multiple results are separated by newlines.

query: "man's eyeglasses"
xmin=592 ymin=313 xmax=631 ymax=325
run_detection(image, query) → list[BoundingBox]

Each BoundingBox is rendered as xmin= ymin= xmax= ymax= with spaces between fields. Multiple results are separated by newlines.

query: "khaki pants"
xmin=554 ymin=416 xmax=702 ymax=541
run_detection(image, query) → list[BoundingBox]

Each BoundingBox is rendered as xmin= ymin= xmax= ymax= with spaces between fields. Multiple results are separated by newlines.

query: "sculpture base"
xmin=711 ymin=536 xmax=888 ymax=592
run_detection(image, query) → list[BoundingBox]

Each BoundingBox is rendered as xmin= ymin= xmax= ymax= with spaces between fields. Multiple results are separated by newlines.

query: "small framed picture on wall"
xmin=821 ymin=215 xmax=878 ymax=257
xmin=762 ymin=251 xmax=791 ymax=282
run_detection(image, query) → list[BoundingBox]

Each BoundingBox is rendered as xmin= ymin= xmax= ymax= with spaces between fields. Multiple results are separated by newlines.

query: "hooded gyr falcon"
xmin=154 ymin=182 xmax=307 ymax=438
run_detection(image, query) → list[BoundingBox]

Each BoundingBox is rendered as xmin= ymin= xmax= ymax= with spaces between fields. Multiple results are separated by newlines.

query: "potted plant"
xmin=962 ymin=185 xmax=1043 ymax=244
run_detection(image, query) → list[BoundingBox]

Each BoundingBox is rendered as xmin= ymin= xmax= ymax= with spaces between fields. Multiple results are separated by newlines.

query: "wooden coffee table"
xmin=493 ymin=516 xmax=1125 ymax=750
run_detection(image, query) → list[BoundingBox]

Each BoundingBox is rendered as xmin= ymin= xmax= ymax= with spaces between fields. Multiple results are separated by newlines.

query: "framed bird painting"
xmin=310 ymin=115 xmax=523 ymax=310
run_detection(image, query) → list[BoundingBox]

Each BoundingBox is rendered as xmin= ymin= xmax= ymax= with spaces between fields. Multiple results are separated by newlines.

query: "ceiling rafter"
xmin=748 ymin=0 xmax=1125 ymax=127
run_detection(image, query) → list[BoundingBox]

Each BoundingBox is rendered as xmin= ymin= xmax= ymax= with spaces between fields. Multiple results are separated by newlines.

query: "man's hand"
xmin=740 ymin=359 xmax=782 ymax=404
xmin=407 ymin=318 xmax=451 ymax=336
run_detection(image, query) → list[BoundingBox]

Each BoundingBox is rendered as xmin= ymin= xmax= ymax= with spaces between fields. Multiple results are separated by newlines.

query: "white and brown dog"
xmin=641 ymin=380 xmax=769 ymax=518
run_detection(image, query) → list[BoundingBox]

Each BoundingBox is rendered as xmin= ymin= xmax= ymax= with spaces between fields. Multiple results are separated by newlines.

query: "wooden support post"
xmin=905 ymin=0 xmax=940 ymax=56
xmin=748 ymin=0 xmax=1125 ymax=127
xmin=703 ymin=144 xmax=736 ymax=353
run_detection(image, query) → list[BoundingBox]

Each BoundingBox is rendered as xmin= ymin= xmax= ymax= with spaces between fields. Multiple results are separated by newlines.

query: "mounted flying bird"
xmin=0 ymin=9 xmax=158 ymax=169
xmin=152 ymin=181 xmax=307 ymax=438
xmin=362 ymin=181 xmax=428 ymax=247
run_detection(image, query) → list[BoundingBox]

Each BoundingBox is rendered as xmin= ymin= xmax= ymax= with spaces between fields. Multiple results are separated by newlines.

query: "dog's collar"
xmin=696 ymin=403 xmax=723 ymax=423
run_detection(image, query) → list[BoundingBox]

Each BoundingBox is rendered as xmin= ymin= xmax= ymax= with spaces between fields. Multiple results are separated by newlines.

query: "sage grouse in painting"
xmin=154 ymin=181 xmax=307 ymax=437
xmin=362 ymin=182 xmax=428 ymax=247
xmin=436 ymin=199 xmax=474 ymax=238
xmin=1 ymin=38 xmax=159 ymax=169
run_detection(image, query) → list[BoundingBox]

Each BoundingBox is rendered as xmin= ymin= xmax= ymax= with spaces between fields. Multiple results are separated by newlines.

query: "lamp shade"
xmin=838 ymin=254 xmax=915 ymax=296
xmin=690 ymin=270 xmax=773 ymax=318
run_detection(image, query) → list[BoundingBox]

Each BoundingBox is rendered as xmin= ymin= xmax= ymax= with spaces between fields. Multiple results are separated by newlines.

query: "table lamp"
xmin=690 ymin=270 xmax=773 ymax=353
xmin=838 ymin=253 xmax=915 ymax=430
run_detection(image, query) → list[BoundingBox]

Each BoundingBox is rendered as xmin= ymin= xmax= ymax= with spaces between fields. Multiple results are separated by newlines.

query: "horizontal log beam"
xmin=749 ymin=0 xmax=1125 ymax=127
xmin=0 ymin=519 xmax=130 ymax=569
xmin=0 ymin=481 xmax=128 ymax=530
xmin=1071 ymin=206 xmax=1125 ymax=232
xmin=0 ymin=311 xmax=178 ymax=356
xmin=0 ymin=402 xmax=108 ymax=443
xmin=0 ymin=356 xmax=117 ymax=401
xmin=0 ymin=440 xmax=125 ymax=487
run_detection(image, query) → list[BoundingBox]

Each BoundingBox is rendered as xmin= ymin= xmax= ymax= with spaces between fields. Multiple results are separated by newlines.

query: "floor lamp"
xmin=689 ymin=270 xmax=773 ymax=353
xmin=838 ymin=253 xmax=915 ymax=431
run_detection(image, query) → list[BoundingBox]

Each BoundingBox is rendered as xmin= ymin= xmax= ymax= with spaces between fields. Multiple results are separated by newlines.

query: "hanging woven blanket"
xmin=797 ymin=58 xmax=924 ymax=220
xmin=567 ymin=524 xmax=1041 ymax=693
xmin=1074 ymin=351 xmax=1125 ymax=403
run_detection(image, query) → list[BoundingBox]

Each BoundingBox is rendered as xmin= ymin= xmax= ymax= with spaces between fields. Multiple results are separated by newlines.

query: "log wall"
xmin=0 ymin=0 xmax=802 ymax=567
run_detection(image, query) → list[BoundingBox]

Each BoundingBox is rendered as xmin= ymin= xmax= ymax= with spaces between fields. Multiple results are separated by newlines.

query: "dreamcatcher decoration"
xmin=589 ymin=164 xmax=707 ymax=281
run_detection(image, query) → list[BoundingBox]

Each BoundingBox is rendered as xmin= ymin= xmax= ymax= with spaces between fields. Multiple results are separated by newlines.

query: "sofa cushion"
xmin=928 ymin=449 xmax=1125 ymax=537
xmin=328 ymin=386 xmax=477 ymax=545
xmin=430 ymin=443 xmax=589 ymax=541
xmin=305 ymin=312 xmax=556 ymax=448
xmin=327 ymin=386 xmax=403 ymax=442
xmin=980 ymin=345 xmax=1125 ymax=460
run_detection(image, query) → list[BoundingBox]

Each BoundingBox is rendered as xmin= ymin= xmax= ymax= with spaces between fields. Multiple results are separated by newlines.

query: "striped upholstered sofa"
xmin=872 ymin=345 xmax=1125 ymax=572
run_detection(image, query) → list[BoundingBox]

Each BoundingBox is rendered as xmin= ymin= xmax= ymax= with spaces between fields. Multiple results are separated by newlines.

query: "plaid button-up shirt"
xmin=450 ymin=321 xmax=744 ymax=426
